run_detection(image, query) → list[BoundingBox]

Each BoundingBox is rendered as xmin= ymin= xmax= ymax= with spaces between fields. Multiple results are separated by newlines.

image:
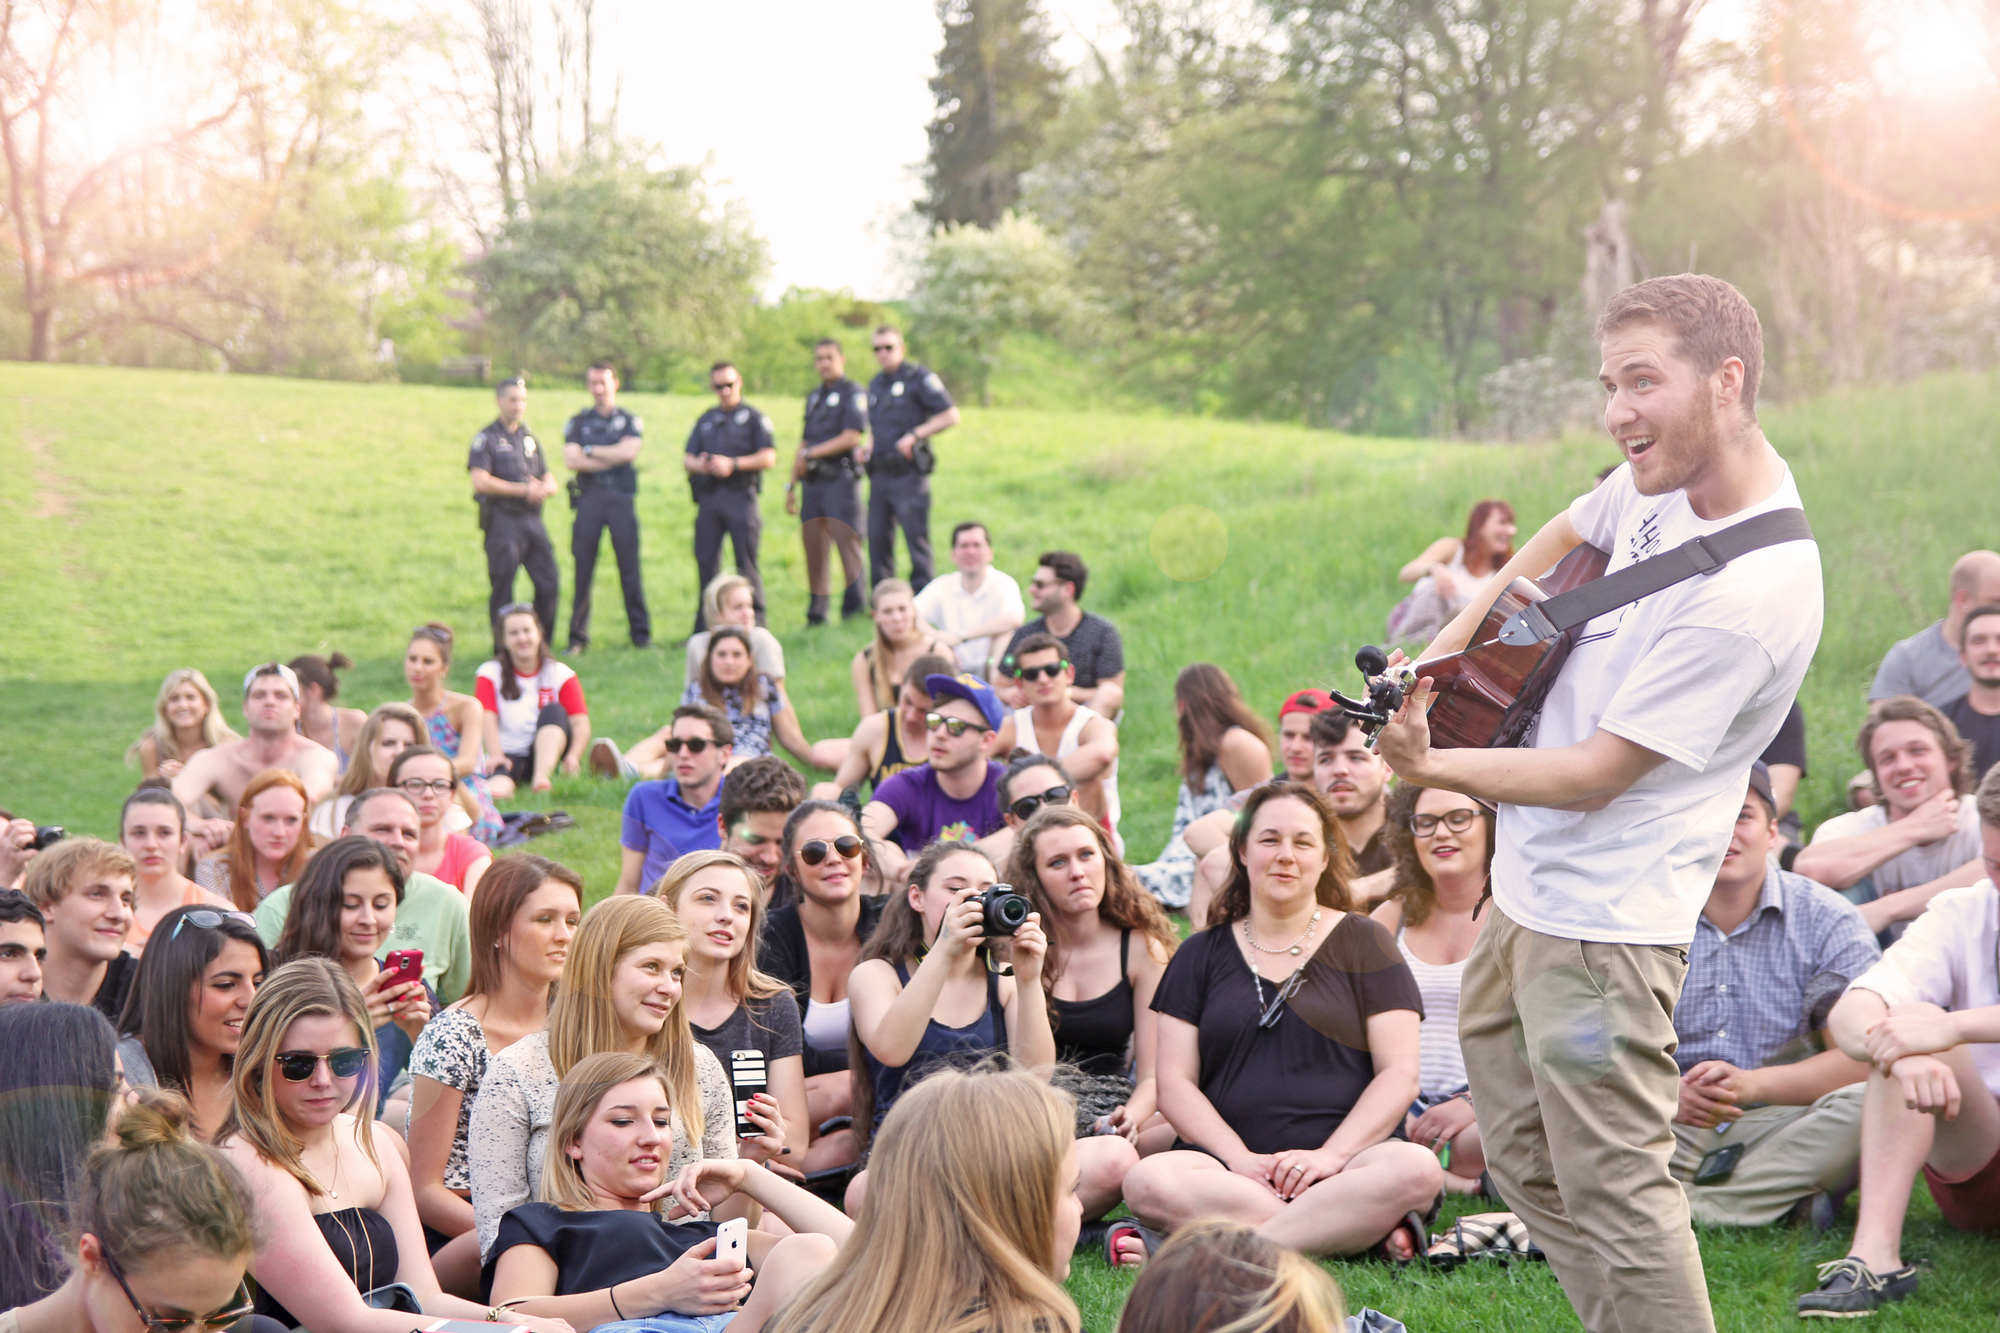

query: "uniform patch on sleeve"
xmin=925 ymin=373 xmax=944 ymax=394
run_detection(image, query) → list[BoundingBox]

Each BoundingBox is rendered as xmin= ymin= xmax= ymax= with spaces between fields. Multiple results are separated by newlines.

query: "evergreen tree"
xmin=922 ymin=0 xmax=1064 ymax=227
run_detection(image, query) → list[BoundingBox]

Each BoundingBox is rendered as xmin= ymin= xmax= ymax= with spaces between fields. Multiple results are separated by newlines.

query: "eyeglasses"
xmin=102 ymin=1250 xmax=255 ymax=1333
xmin=399 ymin=777 xmax=455 ymax=796
xmin=273 ymin=1047 xmax=370 ymax=1082
xmin=1258 ymin=966 xmax=1309 ymax=1030
xmin=1015 ymin=661 xmax=1070 ymax=682
xmin=169 ymin=909 xmax=258 ymax=941
xmin=799 ymin=835 xmax=864 ymax=866
xmin=665 ymin=737 xmax=716 ymax=754
xmin=1410 ymin=808 xmax=1481 ymax=838
xmin=1009 ymin=786 xmax=1072 ymax=821
xmin=926 ymin=712 xmax=991 ymax=738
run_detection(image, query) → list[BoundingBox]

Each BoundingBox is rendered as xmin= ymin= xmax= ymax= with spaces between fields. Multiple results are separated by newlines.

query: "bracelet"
xmin=609 ymin=1281 xmax=625 ymax=1320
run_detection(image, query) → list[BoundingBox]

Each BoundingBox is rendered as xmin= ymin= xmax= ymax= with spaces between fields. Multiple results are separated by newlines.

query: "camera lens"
xmin=980 ymin=887 xmax=1031 ymax=937
xmin=31 ymin=826 xmax=66 ymax=851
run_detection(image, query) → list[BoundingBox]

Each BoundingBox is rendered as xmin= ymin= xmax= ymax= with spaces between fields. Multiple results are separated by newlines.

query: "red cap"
xmin=1279 ymin=688 xmax=1335 ymax=719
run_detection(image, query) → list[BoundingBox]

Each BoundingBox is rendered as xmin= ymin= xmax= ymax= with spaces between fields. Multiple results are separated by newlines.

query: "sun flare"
xmin=1874 ymin=0 xmax=1999 ymax=96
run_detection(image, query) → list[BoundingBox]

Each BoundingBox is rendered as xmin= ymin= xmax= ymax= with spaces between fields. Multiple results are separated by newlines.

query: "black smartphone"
xmin=1693 ymin=1143 xmax=1744 ymax=1184
xmin=730 ymin=1049 xmax=768 ymax=1139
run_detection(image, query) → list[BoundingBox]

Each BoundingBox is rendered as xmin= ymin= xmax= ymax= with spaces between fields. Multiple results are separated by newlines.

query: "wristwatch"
xmin=584 ymin=443 xmax=595 ymax=458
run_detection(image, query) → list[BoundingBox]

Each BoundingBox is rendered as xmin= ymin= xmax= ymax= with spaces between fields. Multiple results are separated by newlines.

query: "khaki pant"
xmin=1461 ymin=908 xmax=1711 ymax=1333
xmin=1671 ymin=1085 xmax=1865 ymax=1227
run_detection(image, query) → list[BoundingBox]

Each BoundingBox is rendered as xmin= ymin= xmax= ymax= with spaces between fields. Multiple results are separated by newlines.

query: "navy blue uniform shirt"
xmin=685 ymin=404 xmax=775 ymax=497
xmin=564 ymin=405 xmax=642 ymax=494
xmin=866 ymin=362 xmax=953 ymax=473
xmin=468 ymin=418 xmax=548 ymax=514
xmin=803 ymin=376 xmax=869 ymax=478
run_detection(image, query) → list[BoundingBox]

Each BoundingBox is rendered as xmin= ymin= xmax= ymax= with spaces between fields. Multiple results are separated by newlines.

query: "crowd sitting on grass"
xmin=12 ymin=520 xmax=2000 ymax=1330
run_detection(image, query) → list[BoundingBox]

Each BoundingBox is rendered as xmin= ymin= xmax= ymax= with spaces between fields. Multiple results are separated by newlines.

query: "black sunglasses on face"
xmin=1016 ymin=661 xmax=1070 ymax=682
xmin=1009 ymin=786 xmax=1072 ymax=821
xmin=273 ymin=1047 xmax=370 ymax=1081
xmin=1411 ymin=808 xmax=1481 ymax=837
xmin=799 ymin=835 xmax=864 ymax=866
xmin=664 ymin=737 xmax=716 ymax=754
xmin=872 ymin=343 xmax=896 ymax=352
xmin=712 ymin=381 xmax=739 ymax=392
xmin=926 ymin=711 xmax=991 ymax=738
xmin=102 ymin=1250 xmax=255 ymax=1333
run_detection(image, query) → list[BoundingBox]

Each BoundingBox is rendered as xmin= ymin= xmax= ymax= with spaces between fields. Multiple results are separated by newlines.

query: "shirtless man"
xmin=173 ymin=663 xmax=338 ymax=853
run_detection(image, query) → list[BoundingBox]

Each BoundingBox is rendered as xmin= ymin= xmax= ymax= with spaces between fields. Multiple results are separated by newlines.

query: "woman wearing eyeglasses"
xmin=1007 ymin=805 xmax=1177 ymax=1154
xmin=480 ymin=605 xmax=591 ymax=800
xmin=401 ymin=623 xmax=504 ymax=846
xmin=1372 ymin=784 xmax=1494 ymax=1196
xmin=116 ymin=904 xmax=269 ymax=1141
xmin=683 ymin=627 xmax=837 ymax=769
xmin=214 ymin=959 xmax=573 ymax=1332
xmin=652 ymin=851 xmax=811 ymax=1170
xmin=2 ymin=1087 xmax=287 ymax=1333
xmin=120 ymin=786 xmax=232 ymax=955
xmin=758 ymin=803 xmax=885 ymax=1172
xmin=385 ymin=748 xmax=490 ymax=898
xmin=274 ymin=839 xmax=434 ymax=1105
xmin=1116 ymin=783 xmax=1439 ymax=1264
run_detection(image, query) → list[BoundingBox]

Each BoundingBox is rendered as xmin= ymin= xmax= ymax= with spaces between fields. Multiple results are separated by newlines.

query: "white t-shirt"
xmin=1491 ymin=462 xmax=1823 ymax=944
xmin=1809 ymin=801 xmax=1983 ymax=902
xmin=475 ymin=659 xmax=586 ymax=756
xmin=1847 ymin=881 xmax=2000 ymax=1098
xmin=914 ymin=567 xmax=1025 ymax=673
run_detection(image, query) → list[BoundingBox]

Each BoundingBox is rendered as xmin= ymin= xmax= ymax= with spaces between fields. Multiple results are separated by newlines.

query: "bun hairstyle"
xmin=1115 ymin=1219 xmax=1345 ymax=1333
xmin=287 ymin=653 xmax=354 ymax=701
xmin=73 ymin=1089 xmax=259 ymax=1274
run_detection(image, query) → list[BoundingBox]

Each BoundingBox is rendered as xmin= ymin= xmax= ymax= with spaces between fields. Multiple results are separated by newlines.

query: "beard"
xmin=1627 ymin=394 xmax=1725 ymax=497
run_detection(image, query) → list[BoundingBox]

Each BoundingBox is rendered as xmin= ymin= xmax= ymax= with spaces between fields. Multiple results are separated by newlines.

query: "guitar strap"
xmin=1498 ymin=508 xmax=1816 ymax=646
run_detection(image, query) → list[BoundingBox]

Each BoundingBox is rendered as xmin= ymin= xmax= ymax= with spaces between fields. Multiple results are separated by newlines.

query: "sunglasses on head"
xmin=1016 ymin=661 xmax=1070 ymax=682
xmin=169 ymin=908 xmax=257 ymax=941
xmin=410 ymin=625 xmax=453 ymax=645
xmin=925 ymin=711 xmax=990 ymax=738
xmin=1411 ymin=808 xmax=1480 ymax=837
xmin=1009 ymin=786 xmax=1072 ymax=821
xmin=102 ymin=1249 xmax=255 ymax=1333
xmin=798 ymin=835 xmax=864 ymax=866
xmin=665 ymin=737 xmax=716 ymax=754
xmin=496 ymin=601 xmax=537 ymax=619
xmin=273 ymin=1047 xmax=370 ymax=1081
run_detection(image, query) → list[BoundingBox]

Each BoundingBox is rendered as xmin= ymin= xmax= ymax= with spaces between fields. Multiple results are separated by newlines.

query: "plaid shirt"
xmin=1675 ymin=866 xmax=1881 ymax=1072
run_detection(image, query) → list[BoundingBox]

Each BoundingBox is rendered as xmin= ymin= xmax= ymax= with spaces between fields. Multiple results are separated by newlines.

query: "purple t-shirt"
xmin=872 ymin=762 xmax=1006 ymax=852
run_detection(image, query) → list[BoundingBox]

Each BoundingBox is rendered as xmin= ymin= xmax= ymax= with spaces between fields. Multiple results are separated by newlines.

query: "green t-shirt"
xmin=256 ymin=870 xmax=473 ymax=1004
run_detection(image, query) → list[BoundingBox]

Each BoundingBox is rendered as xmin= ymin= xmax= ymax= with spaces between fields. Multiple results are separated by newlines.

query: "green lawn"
xmin=4 ymin=362 xmax=1999 ymax=1328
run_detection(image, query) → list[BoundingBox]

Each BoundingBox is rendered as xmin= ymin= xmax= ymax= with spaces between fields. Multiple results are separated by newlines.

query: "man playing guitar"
xmin=1377 ymin=274 xmax=1822 ymax=1333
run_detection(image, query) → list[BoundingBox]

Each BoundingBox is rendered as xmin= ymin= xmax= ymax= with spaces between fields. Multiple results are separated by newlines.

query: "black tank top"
xmin=1050 ymin=929 xmax=1135 ymax=1076
xmin=867 ymin=960 xmax=1007 ymax=1126
xmin=254 ymin=1206 xmax=398 ymax=1326
xmin=869 ymin=709 xmax=919 ymax=789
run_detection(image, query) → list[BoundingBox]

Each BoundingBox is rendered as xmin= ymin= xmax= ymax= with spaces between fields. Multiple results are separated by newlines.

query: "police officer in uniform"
xmin=864 ymin=324 xmax=960 ymax=591
xmin=562 ymin=360 xmax=652 ymax=651
xmin=685 ymin=360 xmax=777 ymax=632
xmin=468 ymin=376 xmax=561 ymax=644
xmin=785 ymin=337 xmax=869 ymax=625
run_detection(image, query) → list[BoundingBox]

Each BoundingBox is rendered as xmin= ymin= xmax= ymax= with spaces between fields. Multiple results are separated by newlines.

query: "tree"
xmin=922 ymin=0 xmax=1063 ymax=227
xmin=473 ymin=152 xmax=766 ymax=384
xmin=908 ymin=213 xmax=1077 ymax=404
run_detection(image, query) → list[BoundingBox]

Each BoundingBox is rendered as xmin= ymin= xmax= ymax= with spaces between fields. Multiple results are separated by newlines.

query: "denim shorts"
xmin=589 ymin=1315 xmax=736 ymax=1333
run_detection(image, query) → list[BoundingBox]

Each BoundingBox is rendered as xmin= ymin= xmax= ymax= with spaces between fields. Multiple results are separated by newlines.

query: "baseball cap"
xmin=242 ymin=662 xmax=302 ymax=701
xmin=1745 ymin=761 xmax=1777 ymax=818
xmin=1279 ymin=689 xmax=1335 ymax=719
xmin=924 ymin=673 xmax=1006 ymax=732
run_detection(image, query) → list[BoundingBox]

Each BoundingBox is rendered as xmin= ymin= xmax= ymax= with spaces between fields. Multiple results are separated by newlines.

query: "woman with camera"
xmin=849 ymin=841 xmax=1137 ymax=1218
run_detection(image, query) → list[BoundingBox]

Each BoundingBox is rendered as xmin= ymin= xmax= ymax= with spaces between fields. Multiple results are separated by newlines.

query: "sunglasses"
xmin=712 ymin=380 xmax=740 ymax=392
xmin=1411 ymin=808 xmax=1481 ymax=837
xmin=665 ymin=737 xmax=717 ymax=754
xmin=872 ymin=343 xmax=897 ymax=352
xmin=1258 ymin=966 xmax=1309 ymax=1029
xmin=410 ymin=625 xmax=453 ymax=645
xmin=1009 ymin=786 xmax=1072 ymax=821
xmin=496 ymin=601 xmax=537 ymax=619
xmin=798 ymin=835 xmax=864 ymax=866
xmin=169 ymin=908 xmax=257 ymax=941
xmin=926 ymin=712 xmax=991 ymax=738
xmin=102 ymin=1250 xmax=254 ymax=1333
xmin=399 ymin=777 xmax=455 ymax=796
xmin=1016 ymin=661 xmax=1070 ymax=682
xmin=273 ymin=1047 xmax=370 ymax=1081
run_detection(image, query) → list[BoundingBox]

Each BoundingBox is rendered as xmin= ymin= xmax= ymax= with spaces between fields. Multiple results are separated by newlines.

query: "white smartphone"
xmin=716 ymin=1215 xmax=749 ymax=1270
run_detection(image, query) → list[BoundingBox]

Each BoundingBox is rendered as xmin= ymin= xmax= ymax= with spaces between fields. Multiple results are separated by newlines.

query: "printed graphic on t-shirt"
xmin=938 ymin=820 xmax=974 ymax=844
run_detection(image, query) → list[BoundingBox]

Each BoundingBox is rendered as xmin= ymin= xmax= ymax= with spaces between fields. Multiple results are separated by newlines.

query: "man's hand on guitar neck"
xmin=1378 ymin=675 xmax=1669 ymax=812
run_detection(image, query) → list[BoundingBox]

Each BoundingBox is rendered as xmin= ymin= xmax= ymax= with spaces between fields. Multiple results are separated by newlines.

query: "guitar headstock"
xmin=1330 ymin=645 xmax=1414 ymax=742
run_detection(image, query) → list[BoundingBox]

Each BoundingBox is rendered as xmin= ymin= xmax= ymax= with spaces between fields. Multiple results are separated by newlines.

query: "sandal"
xmin=1104 ymin=1219 xmax=1165 ymax=1268
xmin=1369 ymin=1210 xmax=1428 ymax=1265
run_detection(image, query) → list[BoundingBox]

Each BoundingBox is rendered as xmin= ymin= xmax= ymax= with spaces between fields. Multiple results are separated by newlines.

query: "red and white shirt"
xmin=476 ymin=659 xmax=586 ymax=755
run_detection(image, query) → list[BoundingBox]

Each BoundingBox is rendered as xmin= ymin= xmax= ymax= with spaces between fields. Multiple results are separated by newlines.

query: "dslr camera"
xmin=31 ymin=825 xmax=65 ymax=851
xmin=974 ymin=884 xmax=1032 ymax=937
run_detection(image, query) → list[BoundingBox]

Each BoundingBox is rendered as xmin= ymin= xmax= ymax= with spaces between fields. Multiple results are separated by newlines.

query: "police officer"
xmin=785 ymin=337 xmax=869 ymax=625
xmin=864 ymin=324 xmax=960 ymax=591
xmin=562 ymin=360 xmax=652 ymax=652
xmin=468 ymin=376 xmax=561 ymax=644
xmin=685 ymin=360 xmax=777 ymax=632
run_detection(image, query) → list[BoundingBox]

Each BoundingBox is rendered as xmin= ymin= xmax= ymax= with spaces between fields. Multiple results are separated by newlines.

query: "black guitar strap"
xmin=1499 ymin=508 xmax=1816 ymax=646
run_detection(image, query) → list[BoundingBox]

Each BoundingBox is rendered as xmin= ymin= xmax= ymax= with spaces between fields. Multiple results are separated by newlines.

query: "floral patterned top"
xmin=405 ymin=1006 xmax=490 ymax=1191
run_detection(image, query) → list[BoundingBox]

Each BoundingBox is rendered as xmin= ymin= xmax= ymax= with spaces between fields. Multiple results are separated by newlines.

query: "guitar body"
xmin=1413 ymin=542 xmax=1611 ymax=749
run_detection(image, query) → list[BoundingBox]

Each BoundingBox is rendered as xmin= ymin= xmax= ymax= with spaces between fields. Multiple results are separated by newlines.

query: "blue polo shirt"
xmin=620 ymin=779 xmax=723 ymax=890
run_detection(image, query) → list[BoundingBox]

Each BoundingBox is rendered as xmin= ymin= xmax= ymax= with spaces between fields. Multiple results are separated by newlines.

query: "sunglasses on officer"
xmin=711 ymin=376 xmax=740 ymax=392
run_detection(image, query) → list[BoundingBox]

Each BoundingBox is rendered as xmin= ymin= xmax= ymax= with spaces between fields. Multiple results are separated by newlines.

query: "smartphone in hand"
xmin=730 ymin=1049 xmax=768 ymax=1139
xmin=716 ymin=1216 xmax=749 ymax=1270
xmin=383 ymin=948 xmax=424 ymax=988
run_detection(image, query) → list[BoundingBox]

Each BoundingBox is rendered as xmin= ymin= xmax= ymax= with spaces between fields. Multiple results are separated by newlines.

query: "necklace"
xmin=1244 ymin=908 xmax=1320 ymax=959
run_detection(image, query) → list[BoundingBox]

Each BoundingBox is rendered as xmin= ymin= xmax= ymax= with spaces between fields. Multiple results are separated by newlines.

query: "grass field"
xmin=4 ymin=362 xmax=2000 ymax=1328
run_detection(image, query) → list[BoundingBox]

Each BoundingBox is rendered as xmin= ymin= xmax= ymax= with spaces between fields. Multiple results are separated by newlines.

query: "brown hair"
xmin=408 ymin=622 xmax=456 ymax=666
xmin=1594 ymin=273 xmax=1765 ymax=416
xmin=1173 ymin=663 xmax=1273 ymax=786
xmin=1977 ymin=763 xmax=2000 ymax=830
xmin=69 ymin=1089 xmax=259 ymax=1272
xmin=1006 ymin=805 xmax=1177 ymax=991
xmin=1382 ymin=784 xmax=1495 ymax=928
xmin=465 ymin=854 xmax=583 ymax=1000
xmin=1116 ymin=1219 xmax=1345 ymax=1333
xmin=699 ymin=627 xmax=765 ymax=713
xmin=336 ymin=703 xmax=427 ymax=800
xmin=1459 ymin=499 xmax=1516 ymax=578
xmin=21 ymin=837 xmax=136 ymax=911
xmin=1207 ymin=782 xmax=1355 ymax=930
xmin=1856 ymin=696 xmax=1974 ymax=796
xmin=287 ymin=653 xmax=352 ymax=701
